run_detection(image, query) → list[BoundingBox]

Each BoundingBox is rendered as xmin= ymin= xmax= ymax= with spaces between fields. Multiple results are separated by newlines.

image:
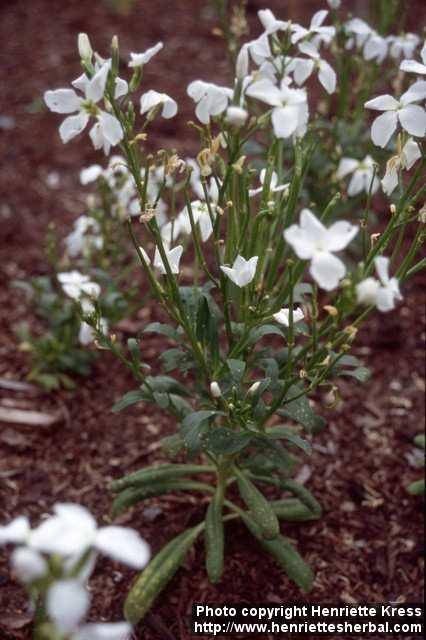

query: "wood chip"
xmin=0 ymin=407 xmax=61 ymax=427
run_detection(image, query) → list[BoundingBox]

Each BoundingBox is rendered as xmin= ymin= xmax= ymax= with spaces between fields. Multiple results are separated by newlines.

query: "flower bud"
xmin=226 ymin=106 xmax=248 ymax=128
xmin=327 ymin=0 xmax=341 ymax=8
xmin=78 ymin=33 xmax=93 ymax=60
xmin=210 ymin=381 xmax=222 ymax=398
xmin=247 ymin=381 xmax=261 ymax=396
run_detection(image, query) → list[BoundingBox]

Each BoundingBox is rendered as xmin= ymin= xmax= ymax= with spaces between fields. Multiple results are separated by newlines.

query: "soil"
xmin=0 ymin=1 xmax=425 ymax=639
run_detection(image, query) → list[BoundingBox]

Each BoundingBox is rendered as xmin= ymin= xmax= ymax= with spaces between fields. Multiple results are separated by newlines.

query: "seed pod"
xmin=270 ymin=498 xmax=318 ymax=522
xmin=242 ymin=514 xmax=313 ymax=592
xmin=235 ymin=468 xmax=279 ymax=540
xmin=205 ymin=493 xmax=224 ymax=583
xmin=279 ymin=480 xmax=322 ymax=518
xmin=110 ymin=464 xmax=211 ymax=493
xmin=124 ymin=525 xmax=203 ymax=624
xmin=112 ymin=480 xmax=213 ymax=517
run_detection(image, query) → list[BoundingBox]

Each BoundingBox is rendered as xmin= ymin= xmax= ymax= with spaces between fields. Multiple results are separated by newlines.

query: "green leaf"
xmin=247 ymin=325 xmax=283 ymax=344
xmin=206 ymin=428 xmax=252 ymax=455
xmin=181 ymin=410 xmax=218 ymax=455
xmin=124 ymin=525 xmax=203 ymax=624
xmin=144 ymin=323 xmax=180 ymax=341
xmin=279 ymin=384 xmax=326 ymax=433
xmin=339 ymin=367 xmax=371 ymax=383
xmin=266 ymin=425 xmax=312 ymax=454
xmin=112 ymin=390 xmax=147 ymax=413
xmin=227 ymin=359 xmax=246 ymax=382
xmin=144 ymin=375 xmax=191 ymax=397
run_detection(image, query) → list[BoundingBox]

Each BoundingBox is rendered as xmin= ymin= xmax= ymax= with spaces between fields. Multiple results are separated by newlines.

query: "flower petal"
xmin=400 ymin=59 xmax=426 ymax=75
xmin=374 ymin=255 xmax=390 ymax=285
xmin=271 ymin=105 xmax=300 ymax=138
xmin=402 ymin=138 xmax=421 ymax=169
xmin=11 ymin=547 xmax=47 ymax=583
xmin=58 ymin=112 xmax=89 ymax=143
xmin=0 ymin=516 xmax=30 ymax=545
xmin=86 ymin=61 xmax=110 ymax=103
xmin=398 ymin=104 xmax=426 ymax=138
xmin=364 ymin=94 xmax=399 ymax=111
xmin=309 ymin=252 xmax=346 ymax=290
xmin=325 ymin=220 xmax=358 ymax=251
xmin=44 ymin=89 xmax=81 ymax=114
xmin=95 ymin=527 xmax=150 ymax=569
xmin=318 ymin=60 xmax=336 ymax=94
xmin=370 ymin=111 xmax=398 ymax=148
xmin=98 ymin=112 xmax=124 ymax=146
xmin=47 ymin=580 xmax=89 ymax=633
xmin=336 ymin=158 xmax=359 ymax=179
xmin=246 ymin=79 xmax=282 ymax=106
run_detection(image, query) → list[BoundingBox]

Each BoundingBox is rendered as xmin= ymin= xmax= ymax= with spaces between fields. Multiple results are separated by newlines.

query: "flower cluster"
xmin=0 ymin=504 xmax=150 ymax=638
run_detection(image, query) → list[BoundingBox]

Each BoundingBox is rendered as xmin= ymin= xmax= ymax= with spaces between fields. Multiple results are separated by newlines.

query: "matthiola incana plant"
xmin=15 ymin=0 xmax=423 ymax=627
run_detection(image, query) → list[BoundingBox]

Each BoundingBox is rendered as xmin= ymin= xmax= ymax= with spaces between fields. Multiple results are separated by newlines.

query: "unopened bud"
xmin=226 ymin=106 xmax=248 ymax=128
xmin=370 ymin=233 xmax=380 ymax=248
xmin=299 ymin=369 xmax=308 ymax=379
xmin=390 ymin=204 xmax=396 ymax=215
xmin=210 ymin=381 xmax=222 ymax=398
xmin=78 ymin=33 xmax=93 ymax=60
xmin=248 ymin=381 xmax=261 ymax=396
xmin=323 ymin=305 xmax=338 ymax=317
xmin=418 ymin=203 xmax=426 ymax=223
xmin=232 ymin=155 xmax=246 ymax=174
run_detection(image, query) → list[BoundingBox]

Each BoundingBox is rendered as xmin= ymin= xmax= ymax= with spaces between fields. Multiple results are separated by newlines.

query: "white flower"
xmin=273 ymin=307 xmax=304 ymax=326
xmin=11 ymin=547 xmax=47 ymax=583
xmin=356 ymin=256 xmax=402 ymax=312
xmin=246 ymin=77 xmax=309 ymax=139
xmin=249 ymin=168 xmax=289 ymax=197
xmin=140 ymin=90 xmax=178 ymax=119
xmin=44 ymin=61 xmax=123 ymax=153
xmin=30 ymin=503 xmax=150 ymax=569
xmin=284 ymin=209 xmax=358 ymax=291
xmin=400 ymin=40 xmax=426 ymax=75
xmin=153 ymin=245 xmax=183 ymax=275
xmin=388 ymin=33 xmax=420 ymax=60
xmin=58 ymin=271 xmax=100 ymax=302
xmin=289 ymin=41 xmax=336 ymax=94
xmin=79 ymin=318 xmax=108 ymax=346
xmin=258 ymin=9 xmax=289 ymax=35
xmin=327 ymin=0 xmax=341 ymax=8
xmin=344 ymin=18 xmax=373 ymax=51
xmin=187 ymin=80 xmax=232 ymax=124
xmin=65 ymin=215 xmax=103 ymax=258
xmin=363 ymin=32 xmax=388 ymax=63
xmin=181 ymin=200 xmax=216 ymax=242
xmin=47 ymin=579 xmax=131 ymax=640
xmin=381 ymin=138 xmax=422 ymax=196
xmin=246 ymin=33 xmax=272 ymax=65
xmin=226 ymin=106 xmax=248 ymax=127
xmin=80 ymin=164 xmax=103 ymax=185
xmin=336 ymin=155 xmax=379 ymax=196
xmin=291 ymin=11 xmax=335 ymax=46
xmin=128 ymin=42 xmax=163 ymax=67
xmin=220 ymin=255 xmax=258 ymax=287
xmin=364 ymin=87 xmax=426 ymax=148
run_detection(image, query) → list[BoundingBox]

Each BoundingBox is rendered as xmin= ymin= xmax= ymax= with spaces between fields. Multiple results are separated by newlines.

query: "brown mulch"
xmin=0 ymin=1 xmax=425 ymax=639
